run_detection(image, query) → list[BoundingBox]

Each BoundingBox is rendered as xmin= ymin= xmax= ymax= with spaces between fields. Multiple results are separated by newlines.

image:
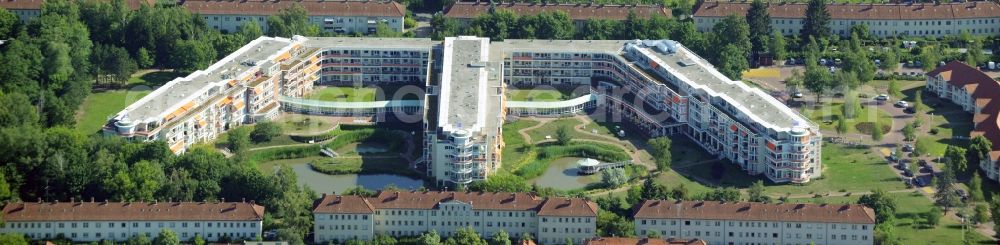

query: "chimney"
xmin=90 ymin=197 xmax=95 ymax=203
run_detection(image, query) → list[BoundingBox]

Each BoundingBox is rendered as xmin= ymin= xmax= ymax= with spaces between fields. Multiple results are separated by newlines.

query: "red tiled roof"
xmin=583 ymin=237 xmax=707 ymax=245
xmin=931 ymin=61 xmax=1000 ymax=160
xmin=180 ymin=0 xmax=406 ymax=17
xmin=537 ymin=197 xmax=599 ymax=217
xmin=2 ymin=201 xmax=265 ymax=222
xmin=312 ymin=194 xmax=375 ymax=214
xmin=444 ymin=2 xmax=670 ymax=21
xmin=693 ymin=1 xmax=1000 ymax=20
xmin=632 ymin=200 xmax=876 ymax=224
xmin=0 ymin=0 xmax=154 ymax=10
xmin=313 ymin=191 xmax=598 ymax=217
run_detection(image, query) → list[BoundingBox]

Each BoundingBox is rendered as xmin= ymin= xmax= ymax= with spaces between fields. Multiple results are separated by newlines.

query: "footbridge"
xmin=506 ymin=93 xmax=601 ymax=116
xmin=278 ymin=96 xmax=423 ymax=118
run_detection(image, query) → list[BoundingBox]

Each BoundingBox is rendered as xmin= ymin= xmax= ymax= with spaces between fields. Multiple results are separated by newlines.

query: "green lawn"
xmin=74 ymin=90 xmax=150 ymax=135
xmin=679 ymin=143 xmax=906 ymax=196
xmin=801 ymin=102 xmax=893 ymax=135
xmin=308 ymin=86 xmax=377 ymax=102
xmin=127 ymin=70 xmax=186 ymax=87
xmin=501 ymin=119 xmax=541 ymax=170
xmin=275 ymin=115 xmax=340 ymax=135
xmin=524 ymin=118 xmax=625 ymax=143
xmin=890 ymin=193 xmax=993 ymax=244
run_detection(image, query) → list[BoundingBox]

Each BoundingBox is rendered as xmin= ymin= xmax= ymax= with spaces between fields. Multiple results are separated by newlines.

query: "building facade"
xmin=180 ymin=0 xmax=405 ymax=35
xmin=0 ymin=201 xmax=264 ymax=242
xmin=443 ymin=2 xmax=671 ymax=28
xmin=312 ymin=191 xmax=597 ymax=245
xmin=632 ymin=200 xmax=876 ymax=245
xmin=425 ymin=36 xmax=506 ymax=186
xmin=0 ymin=0 xmax=153 ymax=22
xmin=103 ymin=36 xmax=320 ymax=154
xmin=107 ymin=36 xmax=820 ymax=183
xmin=925 ymin=61 xmax=1000 ymax=182
xmin=693 ymin=1 xmax=1000 ymax=38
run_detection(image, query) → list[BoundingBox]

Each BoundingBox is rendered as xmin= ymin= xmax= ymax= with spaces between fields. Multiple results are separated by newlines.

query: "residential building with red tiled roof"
xmin=443 ymin=2 xmax=670 ymax=27
xmin=312 ymin=191 xmax=598 ymax=245
xmin=179 ymin=0 xmax=406 ymax=34
xmin=926 ymin=61 xmax=1000 ymax=181
xmin=692 ymin=1 xmax=1000 ymax=37
xmin=0 ymin=200 xmax=264 ymax=243
xmin=0 ymin=0 xmax=154 ymax=22
xmin=632 ymin=200 xmax=876 ymax=245
xmin=583 ymin=237 xmax=708 ymax=245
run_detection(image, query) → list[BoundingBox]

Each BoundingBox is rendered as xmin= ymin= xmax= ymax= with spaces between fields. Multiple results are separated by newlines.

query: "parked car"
xmin=792 ymin=92 xmax=803 ymax=98
xmin=915 ymin=177 xmax=927 ymax=187
xmin=875 ymin=94 xmax=889 ymax=101
xmin=902 ymin=144 xmax=914 ymax=152
xmin=895 ymin=101 xmax=909 ymax=107
xmin=904 ymin=106 xmax=916 ymax=114
xmin=903 ymin=168 xmax=913 ymax=177
xmin=919 ymin=159 xmax=929 ymax=167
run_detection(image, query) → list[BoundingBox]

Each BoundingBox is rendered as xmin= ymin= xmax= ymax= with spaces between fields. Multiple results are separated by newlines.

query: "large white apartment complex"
xmin=632 ymin=200 xmax=876 ymax=245
xmin=0 ymin=200 xmax=264 ymax=242
xmin=312 ymin=191 xmax=598 ymax=245
xmin=104 ymin=36 xmax=320 ymax=154
xmin=925 ymin=61 xmax=1000 ymax=183
xmin=106 ymin=36 xmax=820 ymax=185
xmin=693 ymin=1 xmax=1000 ymax=37
xmin=180 ymin=0 xmax=406 ymax=35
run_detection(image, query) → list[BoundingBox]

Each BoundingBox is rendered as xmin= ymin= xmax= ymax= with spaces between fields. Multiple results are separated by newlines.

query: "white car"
xmin=895 ymin=101 xmax=909 ymax=108
xmin=792 ymin=92 xmax=803 ymax=98
xmin=875 ymin=94 xmax=889 ymax=101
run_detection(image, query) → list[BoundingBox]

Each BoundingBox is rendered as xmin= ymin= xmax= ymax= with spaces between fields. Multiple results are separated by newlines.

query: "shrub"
xmin=250 ymin=121 xmax=282 ymax=143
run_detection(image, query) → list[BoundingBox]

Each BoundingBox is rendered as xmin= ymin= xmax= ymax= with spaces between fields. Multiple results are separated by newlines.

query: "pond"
xmin=530 ymin=157 xmax=601 ymax=190
xmin=287 ymin=163 xmax=424 ymax=194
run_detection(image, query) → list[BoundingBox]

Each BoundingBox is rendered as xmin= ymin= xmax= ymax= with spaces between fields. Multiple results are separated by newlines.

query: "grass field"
xmin=680 ymin=143 xmax=906 ymax=196
xmin=501 ymin=120 xmax=542 ymax=172
xmin=127 ymin=70 xmax=186 ymax=88
xmin=275 ymin=114 xmax=340 ymax=135
xmin=801 ymin=102 xmax=893 ymax=135
xmin=308 ymin=86 xmax=377 ymax=102
xmin=74 ymin=90 xmax=150 ymax=135
xmin=524 ymin=118 xmax=623 ymax=143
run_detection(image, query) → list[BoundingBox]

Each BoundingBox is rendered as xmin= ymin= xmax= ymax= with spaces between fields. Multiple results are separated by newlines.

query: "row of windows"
xmin=4 ymin=221 xmax=256 ymax=229
xmin=23 ymin=231 xmax=254 ymax=240
xmin=638 ymin=219 xmax=867 ymax=230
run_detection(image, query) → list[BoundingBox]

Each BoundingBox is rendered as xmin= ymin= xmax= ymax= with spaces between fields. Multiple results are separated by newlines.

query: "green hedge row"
xmin=323 ymin=128 xmax=409 ymax=152
xmin=288 ymin=124 xmax=376 ymax=142
xmin=248 ymin=145 xmax=322 ymax=163
xmin=308 ymin=156 xmax=417 ymax=177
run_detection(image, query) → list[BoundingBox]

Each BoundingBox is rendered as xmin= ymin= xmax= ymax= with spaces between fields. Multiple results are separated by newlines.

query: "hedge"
xmin=308 ymin=156 xmax=417 ymax=178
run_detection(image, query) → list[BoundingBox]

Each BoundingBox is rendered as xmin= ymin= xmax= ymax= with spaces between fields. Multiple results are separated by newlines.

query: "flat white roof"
xmin=438 ymin=36 xmax=491 ymax=133
xmin=633 ymin=40 xmax=810 ymax=131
